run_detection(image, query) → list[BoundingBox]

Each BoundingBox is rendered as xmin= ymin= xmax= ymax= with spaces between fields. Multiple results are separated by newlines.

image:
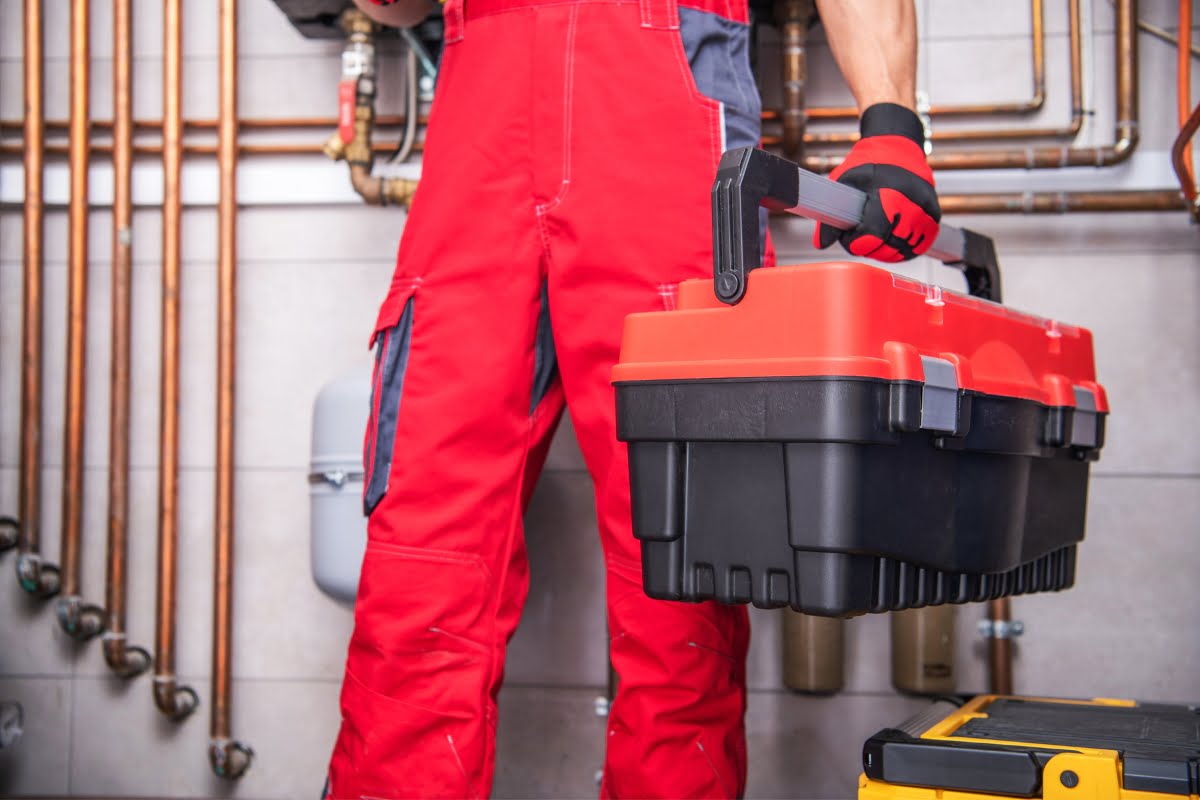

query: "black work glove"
xmin=815 ymin=102 xmax=941 ymax=262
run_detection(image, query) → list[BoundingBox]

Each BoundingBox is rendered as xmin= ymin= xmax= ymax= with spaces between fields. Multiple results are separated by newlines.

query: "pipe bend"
xmin=153 ymin=678 xmax=199 ymax=721
xmin=15 ymin=553 xmax=60 ymax=598
xmin=102 ymin=635 xmax=151 ymax=679
xmin=54 ymin=595 xmax=106 ymax=641
xmin=0 ymin=517 xmax=18 ymax=552
xmin=209 ymin=738 xmax=254 ymax=780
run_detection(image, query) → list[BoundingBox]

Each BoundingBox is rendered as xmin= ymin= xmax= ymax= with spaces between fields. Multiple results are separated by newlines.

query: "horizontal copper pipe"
xmin=0 ymin=140 xmax=422 ymax=157
xmin=0 ymin=114 xmax=424 ymax=133
xmin=803 ymin=0 xmax=1080 ymax=147
xmin=799 ymin=0 xmax=1046 ymax=121
xmin=939 ymin=189 xmax=1185 ymax=214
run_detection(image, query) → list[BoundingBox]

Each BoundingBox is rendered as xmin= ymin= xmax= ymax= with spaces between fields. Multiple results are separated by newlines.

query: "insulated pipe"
xmin=54 ymin=0 xmax=106 ymax=641
xmin=775 ymin=0 xmax=817 ymax=160
xmin=9 ymin=0 xmax=60 ymax=597
xmin=209 ymin=0 xmax=254 ymax=779
xmin=103 ymin=0 xmax=151 ymax=678
xmin=153 ymin=0 xmax=199 ymax=722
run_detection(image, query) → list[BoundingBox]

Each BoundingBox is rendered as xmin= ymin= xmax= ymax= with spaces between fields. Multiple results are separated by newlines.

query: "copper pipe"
xmin=802 ymin=0 xmax=1046 ymax=121
xmin=776 ymin=0 xmax=817 ymax=160
xmin=792 ymin=0 xmax=1137 ymax=174
xmin=0 ymin=114 xmax=425 ymax=134
xmin=927 ymin=0 xmax=1136 ymax=172
xmin=987 ymin=598 xmax=1014 ymax=694
xmin=102 ymin=0 xmax=151 ymax=678
xmin=1172 ymin=104 xmax=1200 ymax=220
xmin=804 ymin=0 xmax=1081 ymax=147
xmin=209 ymin=0 xmax=254 ymax=780
xmin=940 ymin=189 xmax=1186 ymax=214
xmin=9 ymin=0 xmax=61 ymax=597
xmin=0 ymin=140 xmax=424 ymax=158
xmin=154 ymin=0 xmax=199 ymax=722
xmin=1178 ymin=0 xmax=1194 ymax=185
xmin=53 ymin=0 xmax=106 ymax=641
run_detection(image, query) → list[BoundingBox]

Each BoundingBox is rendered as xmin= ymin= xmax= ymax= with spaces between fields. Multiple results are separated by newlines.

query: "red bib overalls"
xmin=328 ymin=0 xmax=768 ymax=794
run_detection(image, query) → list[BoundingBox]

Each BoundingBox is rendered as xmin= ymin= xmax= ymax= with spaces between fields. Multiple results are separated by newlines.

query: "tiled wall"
xmin=1 ymin=1 xmax=1198 ymax=797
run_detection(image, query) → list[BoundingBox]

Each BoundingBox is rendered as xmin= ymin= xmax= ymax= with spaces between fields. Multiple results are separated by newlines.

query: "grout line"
xmin=66 ymin=674 xmax=75 ymax=795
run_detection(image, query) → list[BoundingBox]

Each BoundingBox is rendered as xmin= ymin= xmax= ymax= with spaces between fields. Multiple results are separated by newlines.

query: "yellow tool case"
xmin=859 ymin=695 xmax=1200 ymax=799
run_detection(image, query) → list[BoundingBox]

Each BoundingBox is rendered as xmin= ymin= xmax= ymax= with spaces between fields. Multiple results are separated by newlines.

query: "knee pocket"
xmin=350 ymin=542 xmax=494 ymax=714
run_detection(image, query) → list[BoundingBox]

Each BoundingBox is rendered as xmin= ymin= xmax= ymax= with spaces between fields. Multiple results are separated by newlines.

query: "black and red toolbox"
xmin=612 ymin=148 xmax=1108 ymax=617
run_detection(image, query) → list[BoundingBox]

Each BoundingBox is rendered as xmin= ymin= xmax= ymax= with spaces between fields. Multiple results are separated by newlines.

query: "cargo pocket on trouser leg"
xmin=332 ymin=542 xmax=495 ymax=799
xmin=363 ymin=295 xmax=415 ymax=516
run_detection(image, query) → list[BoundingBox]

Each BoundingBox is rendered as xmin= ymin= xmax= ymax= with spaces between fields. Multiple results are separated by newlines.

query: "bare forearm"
xmin=352 ymin=0 xmax=436 ymax=28
xmin=815 ymin=0 xmax=918 ymax=113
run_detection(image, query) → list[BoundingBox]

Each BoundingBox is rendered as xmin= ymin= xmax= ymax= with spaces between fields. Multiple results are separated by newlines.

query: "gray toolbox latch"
xmin=1071 ymin=386 xmax=1099 ymax=448
xmin=920 ymin=357 xmax=959 ymax=434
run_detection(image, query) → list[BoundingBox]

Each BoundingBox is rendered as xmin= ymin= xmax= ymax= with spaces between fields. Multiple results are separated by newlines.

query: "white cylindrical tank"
xmin=310 ymin=365 xmax=372 ymax=606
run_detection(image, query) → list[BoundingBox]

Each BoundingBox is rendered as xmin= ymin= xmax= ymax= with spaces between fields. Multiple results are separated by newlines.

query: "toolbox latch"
xmin=920 ymin=357 xmax=961 ymax=434
xmin=1070 ymin=387 xmax=1099 ymax=448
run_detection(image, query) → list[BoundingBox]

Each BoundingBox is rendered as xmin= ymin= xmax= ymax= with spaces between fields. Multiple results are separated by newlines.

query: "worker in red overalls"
xmin=326 ymin=0 xmax=940 ymax=796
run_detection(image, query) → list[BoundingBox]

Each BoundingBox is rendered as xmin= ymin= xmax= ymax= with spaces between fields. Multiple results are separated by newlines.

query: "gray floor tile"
xmin=494 ymin=687 xmax=607 ymax=800
xmin=0 ymin=677 xmax=72 ymax=797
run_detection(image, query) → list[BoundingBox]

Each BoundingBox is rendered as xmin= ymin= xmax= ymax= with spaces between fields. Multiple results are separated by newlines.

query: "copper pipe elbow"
xmin=54 ymin=595 xmax=106 ymax=641
xmin=15 ymin=553 xmax=60 ymax=597
xmin=0 ymin=517 xmax=18 ymax=552
xmin=102 ymin=634 xmax=151 ymax=679
xmin=209 ymin=738 xmax=254 ymax=780
xmin=153 ymin=677 xmax=199 ymax=721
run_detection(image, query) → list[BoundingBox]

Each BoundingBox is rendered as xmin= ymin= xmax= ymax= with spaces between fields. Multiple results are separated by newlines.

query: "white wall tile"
xmin=1001 ymin=251 xmax=1200 ymax=476
xmin=68 ymin=675 xmax=215 ymax=798
xmin=0 ymin=677 xmax=73 ymax=797
xmin=1010 ymin=476 xmax=1200 ymax=702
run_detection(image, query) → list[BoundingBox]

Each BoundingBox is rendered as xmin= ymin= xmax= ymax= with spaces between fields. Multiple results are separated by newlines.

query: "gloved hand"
xmin=815 ymin=102 xmax=941 ymax=263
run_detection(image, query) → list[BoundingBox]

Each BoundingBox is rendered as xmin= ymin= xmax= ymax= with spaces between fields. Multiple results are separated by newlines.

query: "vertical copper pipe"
xmin=154 ymin=0 xmax=198 ymax=721
xmin=776 ymin=0 xmax=816 ymax=160
xmin=54 ymin=0 xmax=106 ymax=640
xmin=1179 ymin=0 xmax=1194 ymax=182
xmin=208 ymin=0 xmax=253 ymax=780
xmin=987 ymin=597 xmax=1014 ymax=695
xmin=103 ymin=0 xmax=151 ymax=678
xmin=10 ymin=0 xmax=61 ymax=597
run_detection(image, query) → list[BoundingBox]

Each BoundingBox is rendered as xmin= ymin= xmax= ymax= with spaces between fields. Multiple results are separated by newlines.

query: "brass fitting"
xmin=322 ymin=131 xmax=347 ymax=162
xmin=349 ymin=163 xmax=419 ymax=207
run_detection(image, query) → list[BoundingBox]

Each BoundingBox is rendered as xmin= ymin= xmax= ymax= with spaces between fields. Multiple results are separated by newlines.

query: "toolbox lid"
xmin=613 ymin=262 xmax=1107 ymax=411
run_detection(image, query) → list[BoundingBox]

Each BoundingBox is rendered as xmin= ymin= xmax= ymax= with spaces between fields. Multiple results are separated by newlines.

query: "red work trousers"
xmin=328 ymin=0 xmax=765 ymax=795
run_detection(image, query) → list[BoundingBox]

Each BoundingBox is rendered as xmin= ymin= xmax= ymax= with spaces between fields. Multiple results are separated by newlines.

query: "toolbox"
xmin=859 ymin=695 xmax=1200 ymax=799
xmin=612 ymin=148 xmax=1108 ymax=617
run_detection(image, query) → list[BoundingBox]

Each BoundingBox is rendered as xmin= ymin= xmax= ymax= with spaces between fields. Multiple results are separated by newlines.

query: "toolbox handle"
xmin=711 ymin=147 xmax=1002 ymax=304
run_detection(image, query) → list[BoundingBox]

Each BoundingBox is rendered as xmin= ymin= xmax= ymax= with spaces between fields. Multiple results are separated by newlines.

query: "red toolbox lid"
xmin=612 ymin=262 xmax=1108 ymax=412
